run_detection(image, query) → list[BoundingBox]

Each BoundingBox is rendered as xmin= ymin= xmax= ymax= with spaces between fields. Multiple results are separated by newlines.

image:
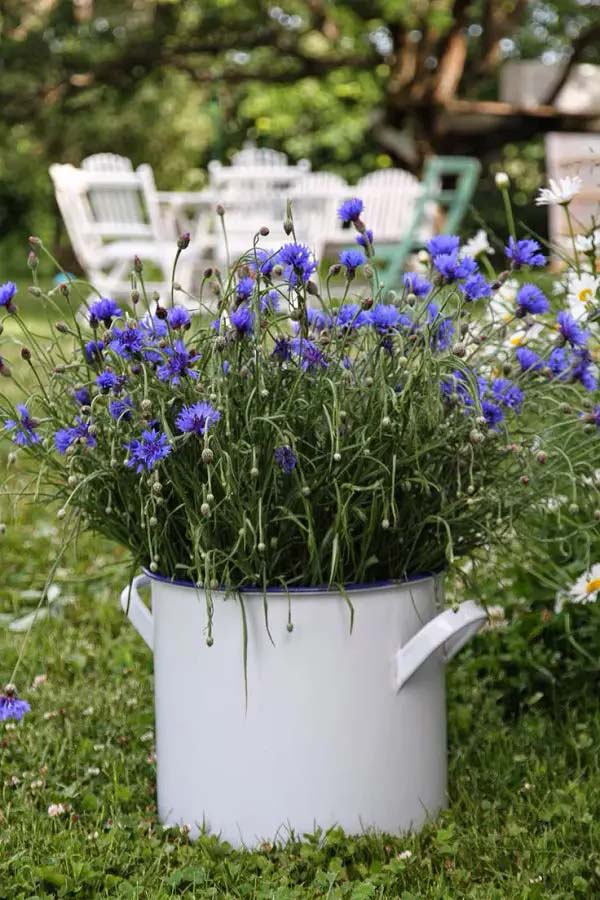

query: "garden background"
xmin=1 ymin=2 xmax=600 ymax=897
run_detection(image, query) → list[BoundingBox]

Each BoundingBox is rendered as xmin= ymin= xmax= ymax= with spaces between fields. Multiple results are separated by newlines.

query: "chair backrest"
xmin=208 ymin=145 xmax=311 ymax=197
xmin=231 ymin=145 xmax=289 ymax=167
xmin=545 ymin=132 xmax=600 ymax=246
xmin=81 ymin=153 xmax=148 ymax=228
xmin=354 ymin=169 xmax=423 ymax=241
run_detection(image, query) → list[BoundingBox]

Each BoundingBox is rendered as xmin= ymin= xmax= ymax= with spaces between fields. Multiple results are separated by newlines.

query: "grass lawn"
xmin=1 ymin=488 xmax=599 ymax=899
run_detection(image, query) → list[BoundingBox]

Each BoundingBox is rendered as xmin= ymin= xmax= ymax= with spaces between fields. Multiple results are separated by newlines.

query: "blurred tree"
xmin=0 ymin=0 xmax=599 ymax=260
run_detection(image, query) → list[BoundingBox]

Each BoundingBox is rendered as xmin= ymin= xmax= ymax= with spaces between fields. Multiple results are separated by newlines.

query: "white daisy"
xmin=566 ymin=273 xmax=599 ymax=320
xmin=461 ymin=229 xmax=494 ymax=259
xmin=48 ymin=803 xmax=67 ymax=817
xmin=505 ymin=322 xmax=543 ymax=350
xmin=535 ymin=175 xmax=582 ymax=206
xmin=555 ymin=563 xmax=600 ymax=613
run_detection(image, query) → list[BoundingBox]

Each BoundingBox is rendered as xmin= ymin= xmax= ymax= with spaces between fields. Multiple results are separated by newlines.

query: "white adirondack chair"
xmin=50 ymin=159 xmax=199 ymax=301
xmin=290 ymin=172 xmax=349 ymax=260
xmin=545 ymin=133 xmax=600 ymax=251
xmin=354 ymin=169 xmax=426 ymax=242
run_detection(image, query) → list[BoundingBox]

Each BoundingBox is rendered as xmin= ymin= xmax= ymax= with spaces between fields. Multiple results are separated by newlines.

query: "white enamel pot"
xmin=121 ymin=571 xmax=486 ymax=846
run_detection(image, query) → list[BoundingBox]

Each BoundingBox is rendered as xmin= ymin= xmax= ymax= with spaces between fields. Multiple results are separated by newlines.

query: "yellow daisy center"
xmin=585 ymin=577 xmax=600 ymax=594
xmin=510 ymin=334 xmax=524 ymax=346
xmin=578 ymin=288 xmax=592 ymax=304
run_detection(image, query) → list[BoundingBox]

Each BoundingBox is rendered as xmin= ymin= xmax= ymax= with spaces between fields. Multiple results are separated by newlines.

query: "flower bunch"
xmin=1 ymin=190 xmax=599 ymax=614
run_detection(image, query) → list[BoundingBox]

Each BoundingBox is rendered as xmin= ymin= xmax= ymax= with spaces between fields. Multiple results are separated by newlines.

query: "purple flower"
xmin=277 ymin=243 xmax=317 ymax=286
xmin=74 ymin=387 xmax=91 ymax=406
xmin=491 ymin=378 xmax=523 ymax=411
xmin=125 ymin=428 xmax=172 ymax=473
xmin=96 ymin=370 xmax=123 ymax=393
xmin=167 ymin=306 xmax=191 ymax=330
xmin=403 ymin=272 xmax=431 ymax=297
xmin=549 ymin=346 xmax=569 ymax=379
xmin=338 ymin=249 xmax=365 ymax=274
xmin=272 ymin=337 xmax=292 ymax=362
xmin=84 ymin=340 xmax=104 ymax=363
xmin=516 ymin=284 xmax=549 ymax=316
xmin=54 ymin=418 xmax=96 ymax=454
xmin=429 ymin=316 xmax=455 ymax=353
xmin=303 ymin=308 xmax=331 ymax=332
xmin=334 ymin=303 xmax=370 ymax=330
xmin=441 ymin=369 xmax=478 ymax=408
xmin=274 ymin=445 xmax=297 ymax=474
xmin=481 ymin=400 xmax=504 ymax=428
xmin=590 ymin=405 xmax=600 ymax=428
xmin=141 ymin=314 xmax=168 ymax=339
xmin=261 ymin=290 xmax=280 ymax=314
xmin=461 ymin=273 xmax=491 ymax=302
xmin=0 ymin=281 xmax=17 ymax=311
xmin=222 ymin=360 xmax=231 ymax=375
xmin=356 ymin=229 xmax=374 ymax=249
xmin=109 ymin=396 xmax=133 ymax=421
xmin=290 ymin=337 xmax=328 ymax=371
xmin=250 ymin=249 xmax=277 ymax=278
xmin=338 ymin=198 xmax=364 ymax=224
xmin=230 ymin=304 xmax=255 ymax=336
xmin=156 ymin=340 xmax=200 ymax=385
xmin=88 ymin=297 xmax=122 ymax=328
xmin=515 ymin=346 xmax=543 ymax=372
xmin=369 ymin=304 xmax=400 ymax=333
xmin=427 ymin=235 xmax=460 ymax=257
xmin=0 ymin=691 xmax=30 ymax=722
xmin=571 ymin=348 xmax=597 ymax=392
xmin=109 ymin=324 xmax=145 ymax=358
xmin=175 ymin=401 xmax=221 ymax=436
xmin=236 ymin=277 xmax=255 ymax=303
xmin=4 ymin=404 xmax=40 ymax=446
xmin=433 ymin=253 xmax=477 ymax=282
xmin=505 ymin=238 xmax=546 ymax=269
xmin=556 ymin=311 xmax=588 ymax=348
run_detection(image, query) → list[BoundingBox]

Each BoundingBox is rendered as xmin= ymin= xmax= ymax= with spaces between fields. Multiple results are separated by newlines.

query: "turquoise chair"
xmin=374 ymin=156 xmax=481 ymax=288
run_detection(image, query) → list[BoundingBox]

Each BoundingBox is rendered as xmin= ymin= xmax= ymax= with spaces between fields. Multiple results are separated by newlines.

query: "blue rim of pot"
xmin=141 ymin=567 xmax=444 ymax=594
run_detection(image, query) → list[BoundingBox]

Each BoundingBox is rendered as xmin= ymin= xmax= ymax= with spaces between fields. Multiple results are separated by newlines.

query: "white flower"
xmin=461 ymin=229 xmax=494 ymax=259
xmin=495 ymin=172 xmax=510 ymax=189
xmin=575 ymin=230 xmax=600 ymax=253
xmin=485 ymin=605 xmax=508 ymax=629
xmin=505 ymin=322 xmax=543 ymax=350
xmin=48 ymin=803 xmax=66 ymax=817
xmin=566 ymin=272 xmax=599 ymax=320
xmin=397 ymin=849 xmax=413 ymax=860
xmin=555 ymin=563 xmax=600 ymax=613
xmin=31 ymin=674 xmax=47 ymax=690
xmin=86 ymin=766 xmax=100 ymax=776
xmin=535 ymin=175 xmax=582 ymax=206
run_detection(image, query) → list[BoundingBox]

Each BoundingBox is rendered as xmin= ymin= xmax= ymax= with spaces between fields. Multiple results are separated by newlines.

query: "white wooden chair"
xmin=545 ymin=133 xmax=600 ymax=252
xmin=290 ymin=172 xmax=349 ymax=259
xmin=50 ymin=158 xmax=202 ymax=300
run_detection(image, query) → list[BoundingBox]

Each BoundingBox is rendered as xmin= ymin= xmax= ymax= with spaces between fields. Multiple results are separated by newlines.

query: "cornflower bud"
xmin=28 ymin=286 xmax=42 ymax=297
xmin=27 ymin=251 xmax=38 ymax=270
xmin=55 ymin=322 xmax=69 ymax=333
xmin=259 ymin=226 xmax=270 ymax=237
xmin=177 ymin=232 xmax=191 ymax=250
xmin=216 ymin=203 xmax=225 ymax=217
xmin=133 ymin=256 xmax=143 ymax=273
xmin=364 ymin=265 xmax=374 ymax=279
xmin=361 ymin=297 xmax=373 ymax=310
xmin=131 ymin=290 xmax=140 ymax=304
xmin=21 ymin=347 xmax=32 ymax=361
xmin=306 ymin=281 xmax=319 ymax=296
xmin=328 ymin=264 xmax=342 ymax=277
xmin=201 ymin=448 xmax=214 ymax=465
xmin=155 ymin=305 xmax=167 ymax=320
xmin=283 ymin=218 xmax=293 ymax=235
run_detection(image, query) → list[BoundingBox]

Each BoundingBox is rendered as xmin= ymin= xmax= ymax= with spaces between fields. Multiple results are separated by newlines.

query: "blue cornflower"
xmin=369 ymin=304 xmax=400 ymax=333
xmin=492 ymin=378 xmax=524 ymax=411
xmin=141 ymin=314 xmax=168 ymax=339
xmin=338 ymin=198 xmax=364 ymax=224
xmin=433 ymin=252 xmax=478 ymax=282
xmin=96 ymin=370 xmax=123 ymax=393
xmin=356 ymin=229 xmax=374 ymax=249
xmin=109 ymin=396 xmax=133 ymax=421
xmin=339 ymin=249 xmax=365 ymax=275
xmin=54 ymin=418 xmax=96 ymax=454
xmin=88 ymin=297 xmax=122 ymax=328
xmin=429 ymin=315 xmax=455 ymax=353
xmin=303 ymin=308 xmax=331 ymax=332
xmin=516 ymin=284 xmax=549 ymax=316
xmin=505 ymin=238 xmax=546 ymax=269
xmin=335 ymin=303 xmax=370 ymax=330
xmin=277 ymin=243 xmax=317 ymax=286
xmin=481 ymin=400 xmax=504 ymax=428
xmin=157 ymin=339 xmax=200 ymax=385
xmin=272 ymin=337 xmax=292 ymax=362
xmin=109 ymin=324 xmax=145 ymax=358
xmin=84 ymin=340 xmax=104 ymax=363
xmin=290 ymin=337 xmax=328 ymax=371
xmin=4 ymin=404 xmax=40 ymax=446
xmin=461 ymin=273 xmax=491 ymax=302
xmin=0 ymin=281 xmax=17 ymax=311
xmin=549 ymin=346 xmax=569 ymax=379
xmin=236 ymin=277 xmax=255 ymax=303
xmin=590 ymin=406 xmax=600 ymax=428
xmin=230 ymin=304 xmax=255 ymax=336
xmin=250 ymin=249 xmax=277 ymax=278
xmin=403 ymin=272 xmax=431 ymax=297
xmin=515 ymin=346 xmax=543 ymax=372
xmin=74 ymin=387 xmax=91 ymax=406
xmin=261 ymin=290 xmax=280 ymax=314
xmin=167 ymin=306 xmax=191 ymax=330
xmin=175 ymin=401 xmax=221 ymax=436
xmin=274 ymin=445 xmax=297 ymax=474
xmin=556 ymin=310 xmax=588 ymax=347
xmin=222 ymin=360 xmax=231 ymax=375
xmin=0 ymin=690 xmax=30 ymax=722
xmin=571 ymin=348 xmax=597 ymax=392
xmin=427 ymin=235 xmax=460 ymax=257
xmin=125 ymin=428 xmax=172 ymax=473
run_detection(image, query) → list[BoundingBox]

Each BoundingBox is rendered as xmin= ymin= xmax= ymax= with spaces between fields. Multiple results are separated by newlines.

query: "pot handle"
xmin=394 ymin=600 xmax=486 ymax=691
xmin=120 ymin=574 xmax=153 ymax=650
